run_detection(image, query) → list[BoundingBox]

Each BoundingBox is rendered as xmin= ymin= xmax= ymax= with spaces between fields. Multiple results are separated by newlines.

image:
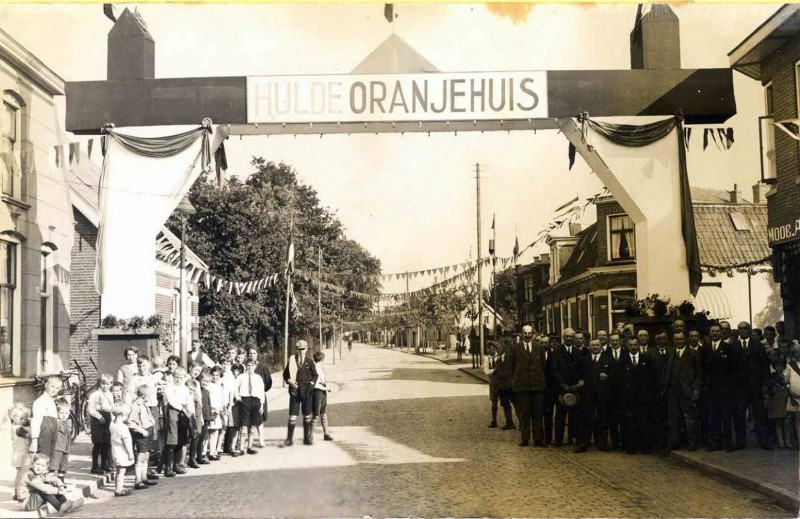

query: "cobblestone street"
xmin=71 ymin=344 xmax=793 ymax=518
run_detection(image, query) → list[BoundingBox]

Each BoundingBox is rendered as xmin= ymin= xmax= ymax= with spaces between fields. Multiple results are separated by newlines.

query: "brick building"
xmin=528 ymin=188 xmax=780 ymax=336
xmin=515 ymin=254 xmax=550 ymax=331
xmin=68 ymin=151 xmax=204 ymax=384
xmin=730 ymin=5 xmax=800 ymax=340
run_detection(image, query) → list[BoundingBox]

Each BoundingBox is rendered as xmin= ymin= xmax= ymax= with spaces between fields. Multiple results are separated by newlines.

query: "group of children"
xmin=10 ymin=343 xmax=336 ymax=514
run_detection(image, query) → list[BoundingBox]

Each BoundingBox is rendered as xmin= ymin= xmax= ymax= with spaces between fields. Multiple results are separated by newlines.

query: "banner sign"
xmin=768 ymin=216 xmax=800 ymax=246
xmin=247 ymin=71 xmax=548 ymax=124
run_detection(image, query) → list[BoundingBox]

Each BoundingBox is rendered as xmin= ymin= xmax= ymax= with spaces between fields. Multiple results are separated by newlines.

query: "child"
xmin=162 ymin=366 xmax=191 ymax=477
xmin=117 ymin=347 xmax=139 ymax=405
xmin=234 ymin=350 xmax=246 ymax=367
xmin=227 ymin=362 xmax=244 ymax=455
xmin=151 ymin=356 xmax=167 ymax=378
xmin=23 ymin=453 xmax=73 ymax=515
xmin=127 ymin=385 xmax=157 ymax=489
xmin=50 ymin=399 xmax=73 ymax=481
xmin=130 ymin=356 xmax=161 ymax=481
xmin=87 ymin=373 xmax=114 ymax=474
xmin=765 ymin=350 xmax=790 ymax=449
xmin=111 ymin=382 xmax=124 ymax=405
xmin=235 ymin=358 xmax=265 ymax=454
xmin=312 ymin=352 xmax=334 ymax=442
xmin=198 ymin=372 xmax=215 ymax=462
xmin=110 ymin=405 xmax=134 ymax=496
xmin=207 ymin=367 xmax=224 ymax=460
xmin=10 ymin=404 xmax=32 ymax=502
xmin=185 ymin=377 xmax=204 ymax=468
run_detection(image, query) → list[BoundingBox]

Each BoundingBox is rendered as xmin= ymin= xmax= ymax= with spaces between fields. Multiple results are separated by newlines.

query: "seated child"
xmin=50 ymin=398 xmax=73 ymax=481
xmin=110 ymin=405 xmax=134 ymax=496
xmin=10 ymin=404 xmax=32 ymax=502
xmin=23 ymin=453 xmax=73 ymax=515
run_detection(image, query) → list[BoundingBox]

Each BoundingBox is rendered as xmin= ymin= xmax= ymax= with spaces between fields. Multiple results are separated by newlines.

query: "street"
xmin=70 ymin=344 xmax=791 ymax=518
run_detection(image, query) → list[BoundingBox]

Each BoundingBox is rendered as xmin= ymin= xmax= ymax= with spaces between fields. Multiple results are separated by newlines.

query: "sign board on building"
xmin=768 ymin=216 xmax=800 ymax=246
xmin=247 ymin=71 xmax=548 ymax=124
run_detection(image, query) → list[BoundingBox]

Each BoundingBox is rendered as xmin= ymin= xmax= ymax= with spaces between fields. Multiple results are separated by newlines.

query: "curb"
xmin=669 ymin=451 xmax=800 ymax=512
xmin=458 ymin=367 xmax=489 ymax=384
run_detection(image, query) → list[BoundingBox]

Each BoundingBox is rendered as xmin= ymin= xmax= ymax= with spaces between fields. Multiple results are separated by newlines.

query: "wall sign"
xmin=768 ymin=216 xmax=800 ymax=246
xmin=247 ymin=71 xmax=548 ymax=124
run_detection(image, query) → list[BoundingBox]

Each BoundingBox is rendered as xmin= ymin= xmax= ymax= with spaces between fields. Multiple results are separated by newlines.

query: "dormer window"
xmin=608 ymin=214 xmax=635 ymax=261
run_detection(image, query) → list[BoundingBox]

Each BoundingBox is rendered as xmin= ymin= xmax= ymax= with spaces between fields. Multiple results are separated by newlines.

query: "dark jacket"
xmin=662 ymin=347 xmax=702 ymax=398
xmin=552 ymin=344 xmax=584 ymax=392
xmin=620 ymin=351 xmax=658 ymax=406
xmin=544 ymin=348 xmax=559 ymax=400
xmin=283 ymin=353 xmax=319 ymax=398
xmin=487 ymin=353 xmax=513 ymax=390
xmin=579 ymin=351 xmax=613 ymax=403
xmin=604 ymin=347 xmax=629 ymax=403
xmin=735 ymin=337 xmax=770 ymax=400
xmin=700 ymin=340 xmax=734 ymax=400
xmin=507 ymin=342 xmax=547 ymax=392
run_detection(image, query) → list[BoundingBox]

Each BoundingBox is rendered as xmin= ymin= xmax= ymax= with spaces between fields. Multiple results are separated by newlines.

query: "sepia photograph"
xmin=0 ymin=2 xmax=798 ymax=517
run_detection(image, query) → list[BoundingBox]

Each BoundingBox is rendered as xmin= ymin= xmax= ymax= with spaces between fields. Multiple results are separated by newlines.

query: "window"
xmin=561 ymin=301 xmax=568 ymax=332
xmin=1 ymin=95 xmax=19 ymax=197
xmin=729 ymin=211 xmax=751 ymax=231
xmin=588 ymin=294 xmax=595 ymax=334
xmin=609 ymin=288 xmax=636 ymax=332
xmin=0 ymin=241 xmax=16 ymax=375
xmin=760 ymin=83 xmax=777 ymax=184
xmin=608 ymin=214 xmax=635 ymax=261
xmin=524 ymin=275 xmax=534 ymax=303
xmin=40 ymin=250 xmax=53 ymax=372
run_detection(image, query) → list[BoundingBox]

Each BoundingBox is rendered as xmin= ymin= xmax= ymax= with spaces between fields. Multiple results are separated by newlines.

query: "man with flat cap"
xmin=282 ymin=340 xmax=318 ymax=446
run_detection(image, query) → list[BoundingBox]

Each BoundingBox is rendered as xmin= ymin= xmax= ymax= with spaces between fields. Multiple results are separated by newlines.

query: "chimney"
xmin=630 ymin=4 xmax=681 ymax=70
xmin=569 ymin=223 xmax=582 ymax=236
xmin=729 ymin=184 xmax=742 ymax=204
xmin=107 ymin=8 xmax=155 ymax=81
xmin=752 ymin=182 xmax=769 ymax=204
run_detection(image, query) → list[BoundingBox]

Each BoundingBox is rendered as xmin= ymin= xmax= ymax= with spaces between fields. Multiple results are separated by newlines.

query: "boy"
xmin=162 ymin=367 xmax=191 ymax=477
xmin=30 ymin=376 xmax=63 ymax=461
xmin=198 ymin=372 xmax=217 ymax=461
xmin=23 ymin=453 xmax=73 ymax=515
xmin=111 ymin=382 xmax=124 ymax=405
xmin=87 ymin=374 xmax=114 ymax=474
xmin=227 ymin=362 xmax=244 ymax=455
xmin=312 ymin=352 xmax=334 ymax=442
xmin=130 ymin=356 xmax=161 ymax=481
xmin=50 ymin=399 xmax=73 ymax=481
xmin=235 ymin=358 xmax=265 ymax=455
xmin=185 ymin=377 xmax=205 ymax=467
xmin=127 ymin=385 xmax=157 ymax=489
xmin=282 ymin=340 xmax=318 ymax=447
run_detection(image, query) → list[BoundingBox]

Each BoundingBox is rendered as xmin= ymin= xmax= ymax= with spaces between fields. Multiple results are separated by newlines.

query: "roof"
xmin=351 ymin=34 xmax=440 ymax=74
xmin=68 ymin=152 xmax=208 ymax=271
xmin=690 ymin=186 xmax=750 ymax=204
xmin=0 ymin=28 xmax=64 ymax=96
xmin=558 ymin=224 xmax=598 ymax=281
xmin=693 ymin=202 xmax=770 ymax=269
xmin=729 ymin=4 xmax=800 ymax=81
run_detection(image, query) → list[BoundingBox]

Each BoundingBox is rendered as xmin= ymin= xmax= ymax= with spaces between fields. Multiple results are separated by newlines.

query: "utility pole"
xmin=491 ymin=212 xmax=497 ymax=340
xmin=476 ymin=163 xmax=484 ymax=367
xmin=406 ymin=271 xmax=411 ymax=353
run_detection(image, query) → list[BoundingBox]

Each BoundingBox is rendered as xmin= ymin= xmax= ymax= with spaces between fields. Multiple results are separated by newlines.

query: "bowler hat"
xmin=558 ymin=392 xmax=580 ymax=408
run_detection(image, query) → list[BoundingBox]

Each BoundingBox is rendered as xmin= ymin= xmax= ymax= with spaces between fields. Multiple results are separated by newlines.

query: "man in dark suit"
xmin=575 ymin=339 xmax=613 ymax=453
xmin=648 ymin=332 xmax=672 ymax=454
xmin=688 ymin=327 xmax=707 ymax=446
xmin=620 ymin=336 xmax=658 ymax=454
xmin=663 ymin=332 xmax=702 ymax=451
xmin=543 ymin=335 xmax=559 ymax=445
xmin=605 ymin=331 xmax=628 ymax=451
xmin=701 ymin=323 xmax=733 ymax=451
xmin=637 ymin=329 xmax=651 ymax=355
xmin=735 ymin=321 xmax=771 ymax=450
xmin=552 ymin=328 xmax=585 ymax=447
xmin=506 ymin=325 xmax=547 ymax=447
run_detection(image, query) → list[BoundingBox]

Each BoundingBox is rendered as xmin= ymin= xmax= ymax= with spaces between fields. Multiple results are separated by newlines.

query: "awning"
xmin=693 ymin=286 xmax=732 ymax=319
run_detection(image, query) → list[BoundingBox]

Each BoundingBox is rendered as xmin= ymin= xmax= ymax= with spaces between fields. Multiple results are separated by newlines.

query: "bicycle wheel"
xmin=68 ymin=412 xmax=80 ymax=442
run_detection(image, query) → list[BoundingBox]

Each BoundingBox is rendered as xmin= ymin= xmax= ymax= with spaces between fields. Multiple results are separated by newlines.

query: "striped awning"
xmin=693 ymin=286 xmax=732 ymax=319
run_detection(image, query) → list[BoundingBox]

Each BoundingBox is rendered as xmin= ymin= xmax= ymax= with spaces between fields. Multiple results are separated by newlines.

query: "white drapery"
xmin=95 ymin=124 xmax=220 ymax=318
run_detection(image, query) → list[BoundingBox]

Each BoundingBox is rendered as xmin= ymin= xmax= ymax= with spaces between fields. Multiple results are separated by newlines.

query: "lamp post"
xmin=176 ymin=195 xmax=196 ymax=368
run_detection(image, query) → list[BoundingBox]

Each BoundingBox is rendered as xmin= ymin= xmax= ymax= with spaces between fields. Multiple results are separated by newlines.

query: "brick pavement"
xmin=50 ymin=344 xmax=797 ymax=517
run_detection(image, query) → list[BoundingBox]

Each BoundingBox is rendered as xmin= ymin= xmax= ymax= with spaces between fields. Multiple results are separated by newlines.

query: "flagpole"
xmin=318 ymin=247 xmax=323 ymax=354
xmin=283 ymin=215 xmax=293 ymax=384
xmin=476 ymin=163 xmax=484 ymax=368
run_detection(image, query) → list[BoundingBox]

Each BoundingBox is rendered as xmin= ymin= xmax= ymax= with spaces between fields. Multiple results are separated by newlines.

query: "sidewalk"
xmin=0 ymin=369 xmax=287 ymax=517
xmin=437 ymin=358 xmax=800 ymax=511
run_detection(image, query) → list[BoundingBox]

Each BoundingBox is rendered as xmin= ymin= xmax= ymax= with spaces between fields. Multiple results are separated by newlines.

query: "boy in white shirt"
xmin=235 ymin=359 xmax=264 ymax=455
xmin=312 ymin=352 xmax=334 ymax=442
xmin=162 ymin=367 xmax=191 ymax=477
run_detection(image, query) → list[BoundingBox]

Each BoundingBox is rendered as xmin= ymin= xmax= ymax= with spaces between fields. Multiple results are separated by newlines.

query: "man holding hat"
xmin=506 ymin=325 xmax=547 ymax=447
xmin=552 ymin=328 xmax=585 ymax=447
xmin=282 ymin=340 xmax=318 ymax=446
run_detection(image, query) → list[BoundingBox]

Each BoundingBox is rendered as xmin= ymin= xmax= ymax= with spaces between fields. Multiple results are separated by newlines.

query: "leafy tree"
xmin=490 ymin=267 xmax=520 ymax=333
xmin=168 ymin=159 xmax=381 ymax=366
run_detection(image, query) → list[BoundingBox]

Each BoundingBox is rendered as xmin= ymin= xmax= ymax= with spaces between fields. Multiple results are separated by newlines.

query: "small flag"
xmin=513 ymin=237 xmax=520 ymax=257
xmin=552 ymin=195 xmax=580 ymax=219
xmin=384 ymin=4 xmax=395 ymax=23
xmin=103 ymin=4 xmax=117 ymax=23
xmin=88 ymin=139 xmax=94 ymax=159
xmin=491 ymin=214 xmax=495 ymax=231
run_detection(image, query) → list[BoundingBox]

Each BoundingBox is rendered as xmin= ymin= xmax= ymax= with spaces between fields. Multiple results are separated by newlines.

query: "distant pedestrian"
xmin=312 ymin=351 xmax=334 ymax=442
xmin=469 ymin=327 xmax=479 ymax=369
xmin=282 ymin=340 xmax=318 ymax=446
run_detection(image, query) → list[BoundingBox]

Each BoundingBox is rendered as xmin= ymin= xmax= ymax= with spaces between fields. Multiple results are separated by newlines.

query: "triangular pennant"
xmin=703 ymin=128 xmax=709 ymax=151
xmin=87 ymin=138 xmax=94 ymax=159
xmin=717 ymin=128 xmax=727 ymax=151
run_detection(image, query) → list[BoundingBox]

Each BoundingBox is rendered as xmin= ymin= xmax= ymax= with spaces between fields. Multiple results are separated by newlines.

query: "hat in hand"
xmin=558 ymin=392 xmax=580 ymax=408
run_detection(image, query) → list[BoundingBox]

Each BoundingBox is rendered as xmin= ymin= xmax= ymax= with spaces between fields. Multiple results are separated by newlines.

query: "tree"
xmin=168 ymin=159 xmax=381 ymax=366
xmin=491 ymin=267 xmax=520 ymax=333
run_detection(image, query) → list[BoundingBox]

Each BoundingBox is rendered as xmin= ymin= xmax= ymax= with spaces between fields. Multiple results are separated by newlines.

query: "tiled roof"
xmin=693 ymin=202 xmax=770 ymax=268
xmin=690 ymin=186 xmax=750 ymax=204
xmin=558 ymin=224 xmax=598 ymax=281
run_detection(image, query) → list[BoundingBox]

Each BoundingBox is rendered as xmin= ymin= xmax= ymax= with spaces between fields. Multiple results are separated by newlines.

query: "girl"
xmin=10 ymin=404 xmax=32 ymax=502
xmin=207 ymin=366 xmax=224 ymax=460
xmin=765 ymin=349 xmax=789 ymax=448
xmin=117 ymin=347 xmax=139 ymax=405
xmin=110 ymin=405 xmax=134 ymax=496
xmin=227 ymin=362 xmax=244 ymax=455
xmin=87 ymin=373 xmax=114 ymax=474
xmin=127 ymin=385 xmax=157 ymax=489
xmin=23 ymin=453 xmax=73 ymax=515
xmin=162 ymin=366 xmax=191 ymax=477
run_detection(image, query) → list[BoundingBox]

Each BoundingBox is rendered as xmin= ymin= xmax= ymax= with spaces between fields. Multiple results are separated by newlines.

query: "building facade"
xmin=516 ymin=254 xmax=550 ymax=331
xmin=730 ymin=5 xmax=800 ymax=340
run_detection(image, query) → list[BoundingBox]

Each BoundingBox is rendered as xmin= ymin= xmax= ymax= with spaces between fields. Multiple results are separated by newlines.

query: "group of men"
xmin=485 ymin=319 xmax=788 ymax=454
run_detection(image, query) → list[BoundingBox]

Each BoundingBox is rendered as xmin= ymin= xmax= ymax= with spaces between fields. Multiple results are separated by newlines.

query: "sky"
xmin=0 ymin=3 xmax=779 ymax=294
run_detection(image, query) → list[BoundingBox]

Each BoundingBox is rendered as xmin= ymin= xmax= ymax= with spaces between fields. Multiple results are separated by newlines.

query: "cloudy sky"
xmin=0 ymin=3 xmax=777 ymax=293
